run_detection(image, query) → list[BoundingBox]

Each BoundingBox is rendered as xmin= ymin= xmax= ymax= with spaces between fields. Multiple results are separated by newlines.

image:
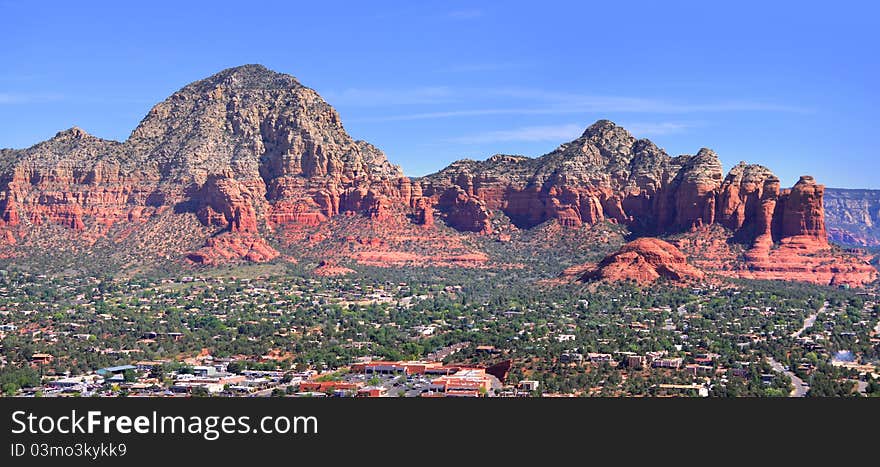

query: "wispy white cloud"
xmin=328 ymin=83 xmax=806 ymax=119
xmin=446 ymin=9 xmax=483 ymax=19
xmin=0 ymin=92 xmax=63 ymax=104
xmin=450 ymin=121 xmax=694 ymax=144
xmin=451 ymin=123 xmax=584 ymax=144
xmin=622 ymin=122 xmax=693 ymax=136
xmin=487 ymin=87 xmax=809 ymax=113
xmin=324 ymin=86 xmax=456 ymax=106
xmin=348 ymin=86 xmax=808 ymax=122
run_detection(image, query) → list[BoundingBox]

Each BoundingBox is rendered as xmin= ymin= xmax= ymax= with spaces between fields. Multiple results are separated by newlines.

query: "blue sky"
xmin=1 ymin=0 xmax=877 ymax=187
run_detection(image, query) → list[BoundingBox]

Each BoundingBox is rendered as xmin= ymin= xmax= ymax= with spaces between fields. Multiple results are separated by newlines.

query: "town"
xmin=1 ymin=265 xmax=879 ymax=397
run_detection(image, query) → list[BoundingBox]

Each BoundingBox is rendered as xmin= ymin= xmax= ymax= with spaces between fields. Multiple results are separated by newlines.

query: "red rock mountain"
xmin=420 ymin=121 xmax=876 ymax=286
xmin=580 ymin=238 xmax=704 ymax=284
xmin=419 ymin=120 xmax=824 ymax=245
xmin=0 ymin=65 xmax=874 ymax=286
xmin=0 ymin=65 xmax=425 ymax=265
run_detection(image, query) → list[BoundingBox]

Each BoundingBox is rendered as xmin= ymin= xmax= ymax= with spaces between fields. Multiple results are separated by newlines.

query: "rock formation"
xmin=0 ymin=64 xmax=873 ymax=287
xmin=418 ymin=122 xmax=827 ymax=247
xmin=580 ymin=238 xmax=704 ymax=284
xmin=674 ymin=225 xmax=877 ymax=288
xmin=0 ymin=65 xmax=425 ymax=264
xmin=313 ymin=259 xmax=355 ymax=277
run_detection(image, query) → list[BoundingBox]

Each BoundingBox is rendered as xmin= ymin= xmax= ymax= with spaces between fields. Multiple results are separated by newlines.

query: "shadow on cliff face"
xmin=172 ymin=184 xmax=202 ymax=214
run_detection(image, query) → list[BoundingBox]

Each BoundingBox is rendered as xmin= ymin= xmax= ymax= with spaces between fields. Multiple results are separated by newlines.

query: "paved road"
xmin=677 ymin=300 xmax=700 ymax=316
xmin=791 ymin=301 xmax=828 ymax=339
xmin=767 ymin=357 xmax=809 ymax=397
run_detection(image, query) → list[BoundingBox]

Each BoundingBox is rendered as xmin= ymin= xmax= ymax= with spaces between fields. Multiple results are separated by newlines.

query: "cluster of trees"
xmin=0 ymin=365 xmax=40 ymax=396
xmin=1 ymin=245 xmax=878 ymax=398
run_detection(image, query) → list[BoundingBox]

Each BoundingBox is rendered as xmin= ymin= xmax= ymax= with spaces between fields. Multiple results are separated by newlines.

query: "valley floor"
xmin=1 ymin=263 xmax=878 ymax=397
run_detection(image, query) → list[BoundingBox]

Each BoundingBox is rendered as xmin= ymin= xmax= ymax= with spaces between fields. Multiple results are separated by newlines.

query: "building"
xmin=518 ymin=380 xmax=540 ymax=392
xmin=172 ymin=374 xmax=246 ymax=393
xmin=560 ymin=352 xmax=583 ymax=364
xmin=645 ymin=351 xmax=668 ymax=364
xmin=429 ymin=368 xmax=497 ymax=396
xmin=588 ymin=353 xmax=614 ymax=364
xmin=627 ymin=355 xmax=647 ymax=370
xmin=350 ymin=360 xmax=457 ymax=375
xmin=299 ymin=381 xmax=361 ymax=394
xmin=31 ymin=353 xmax=53 ymax=365
xmin=193 ymin=366 xmax=218 ymax=377
xmin=356 ymin=386 xmax=388 ymax=397
xmin=683 ymin=364 xmax=715 ymax=376
xmin=135 ymin=361 xmax=167 ymax=372
xmin=48 ymin=376 xmax=96 ymax=392
xmin=652 ymin=357 xmax=683 ymax=369
xmin=97 ymin=365 xmax=137 ymax=377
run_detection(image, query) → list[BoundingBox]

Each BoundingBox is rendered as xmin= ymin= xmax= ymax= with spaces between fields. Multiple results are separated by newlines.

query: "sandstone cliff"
xmin=0 ymin=65 xmax=873 ymax=287
xmin=0 ymin=65 xmax=428 ymax=264
xmin=418 ymin=121 xmax=827 ymax=248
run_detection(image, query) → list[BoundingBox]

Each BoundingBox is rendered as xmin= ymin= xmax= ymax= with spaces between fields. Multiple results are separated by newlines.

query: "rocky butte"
xmin=580 ymin=237 xmax=704 ymax=285
xmin=0 ymin=64 xmax=874 ymax=287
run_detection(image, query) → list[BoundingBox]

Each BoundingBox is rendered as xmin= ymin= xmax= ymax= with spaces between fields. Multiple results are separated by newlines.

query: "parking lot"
xmin=342 ymin=372 xmax=437 ymax=397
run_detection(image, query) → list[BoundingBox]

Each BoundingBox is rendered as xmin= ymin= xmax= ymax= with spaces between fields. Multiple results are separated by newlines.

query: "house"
xmin=97 ymin=365 xmax=137 ymax=377
xmin=193 ymin=366 xmax=218 ymax=377
xmin=627 ymin=355 xmax=647 ymax=370
xmin=518 ymin=380 xmax=540 ymax=392
xmin=560 ymin=352 xmax=583 ymax=364
xmin=49 ymin=376 xmax=94 ymax=392
xmin=135 ymin=361 xmax=167 ymax=372
xmin=31 ymin=353 xmax=53 ymax=364
xmin=588 ymin=353 xmax=614 ymax=363
xmin=684 ymin=364 xmax=715 ymax=376
xmin=652 ymin=358 xmax=683 ymax=369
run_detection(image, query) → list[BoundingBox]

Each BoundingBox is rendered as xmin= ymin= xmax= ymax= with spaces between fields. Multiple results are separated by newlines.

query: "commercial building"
xmin=428 ymin=368 xmax=497 ymax=396
xmin=350 ymin=360 xmax=457 ymax=375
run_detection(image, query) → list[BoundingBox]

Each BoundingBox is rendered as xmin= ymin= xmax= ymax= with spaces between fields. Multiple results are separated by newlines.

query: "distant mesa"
xmin=824 ymin=187 xmax=880 ymax=247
